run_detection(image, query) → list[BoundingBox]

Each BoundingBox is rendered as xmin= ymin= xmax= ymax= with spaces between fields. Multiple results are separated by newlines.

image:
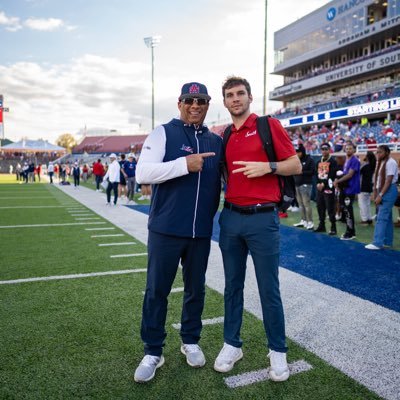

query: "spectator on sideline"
xmin=134 ymin=82 xmax=222 ymax=383
xmin=138 ymin=183 xmax=152 ymax=200
xmin=293 ymin=143 xmax=315 ymax=230
xmin=359 ymin=151 xmax=376 ymax=225
xmin=28 ymin=161 xmax=35 ymax=182
xmin=22 ymin=162 xmax=29 ymax=184
xmin=35 ymin=164 xmax=41 ymax=182
xmin=334 ymin=142 xmax=361 ymax=240
xmin=314 ymin=142 xmax=338 ymax=235
xmin=47 ymin=162 xmax=54 ymax=184
xmin=82 ymin=164 xmax=89 ymax=182
xmin=214 ymin=76 xmax=301 ymax=381
xmin=118 ymin=154 xmax=128 ymax=199
xmin=71 ymin=162 xmax=81 ymax=188
xmin=93 ymin=159 xmax=105 ymax=191
xmin=366 ymin=145 xmax=399 ymax=249
xmin=395 ymin=159 xmax=400 ymax=228
xmin=103 ymin=153 xmax=120 ymax=205
xmin=124 ymin=153 xmax=137 ymax=203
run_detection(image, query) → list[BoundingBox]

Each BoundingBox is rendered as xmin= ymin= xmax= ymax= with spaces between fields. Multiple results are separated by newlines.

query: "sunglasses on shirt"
xmin=181 ymin=98 xmax=209 ymax=106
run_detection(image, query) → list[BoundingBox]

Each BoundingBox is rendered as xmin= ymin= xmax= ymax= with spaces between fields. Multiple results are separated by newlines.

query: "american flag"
xmin=180 ymin=144 xmax=194 ymax=153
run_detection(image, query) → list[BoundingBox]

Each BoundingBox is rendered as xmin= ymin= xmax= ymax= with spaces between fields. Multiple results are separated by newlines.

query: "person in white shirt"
xmin=103 ymin=153 xmax=120 ymax=205
xmin=47 ymin=162 xmax=55 ymax=184
xmin=366 ymin=145 xmax=399 ymax=250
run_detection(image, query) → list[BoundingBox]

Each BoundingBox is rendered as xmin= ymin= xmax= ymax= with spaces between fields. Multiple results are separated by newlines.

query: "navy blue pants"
xmin=219 ymin=208 xmax=287 ymax=353
xmin=141 ymin=231 xmax=211 ymax=356
xmin=106 ymin=182 xmax=118 ymax=204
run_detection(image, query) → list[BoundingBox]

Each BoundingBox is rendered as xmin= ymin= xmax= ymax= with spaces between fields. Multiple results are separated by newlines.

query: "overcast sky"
xmin=0 ymin=0 xmax=330 ymax=142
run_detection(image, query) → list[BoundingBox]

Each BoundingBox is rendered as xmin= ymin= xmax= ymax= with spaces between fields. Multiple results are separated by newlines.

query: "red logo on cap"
xmin=189 ymin=84 xmax=200 ymax=94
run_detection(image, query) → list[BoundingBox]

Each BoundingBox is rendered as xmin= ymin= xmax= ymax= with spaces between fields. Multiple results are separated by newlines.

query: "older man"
xmin=134 ymin=82 xmax=223 ymax=383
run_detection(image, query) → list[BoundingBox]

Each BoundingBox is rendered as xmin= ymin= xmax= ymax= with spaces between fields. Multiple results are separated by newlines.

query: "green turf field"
xmin=79 ymin=173 xmax=399 ymax=249
xmin=0 ymin=175 xmax=383 ymax=399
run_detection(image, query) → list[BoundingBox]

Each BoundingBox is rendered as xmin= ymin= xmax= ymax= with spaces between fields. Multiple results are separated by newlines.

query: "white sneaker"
xmin=180 ymin=344 xmax=206 ymax=368
xmin=293 ymin=220 xmax=305 ymax=227
xmin=306 ymin=221 xmax=314 ymax=230
xmin=290 ymin=206 xmax=300 ymax=212
xmin=214 ymin=343 xmax=243 ymax=373
xmin=268 ymin=350 xmax=289 ymax=382
xmin=134 ymin=355 xmax=165 ymax=383
xmin=365 ymin=243 xmax=381 ymax=250
xmin=138 ymin=195 xmax=146 ymax=200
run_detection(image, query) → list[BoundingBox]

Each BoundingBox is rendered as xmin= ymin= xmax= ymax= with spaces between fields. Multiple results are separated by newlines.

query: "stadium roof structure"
xmin=72 ymin=135 xmax=148 ymax=154
xmin=1 ymin=139 xmax=66 ymax=152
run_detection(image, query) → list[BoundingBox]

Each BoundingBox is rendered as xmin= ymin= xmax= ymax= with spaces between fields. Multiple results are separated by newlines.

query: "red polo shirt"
xmin=225 ymin=113 xmax=296 ymax=206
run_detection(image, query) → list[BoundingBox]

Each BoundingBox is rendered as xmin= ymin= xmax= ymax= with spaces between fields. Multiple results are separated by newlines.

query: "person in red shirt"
xmin=365 ymin=133 xmax=377 ymax=150
xmin=214 ymin=76 xmax=301 ymax=381
xmin=92 ymin=159 xmax=105 ymax=191
xmin=35 ymin=164 xmax=41 ymax=182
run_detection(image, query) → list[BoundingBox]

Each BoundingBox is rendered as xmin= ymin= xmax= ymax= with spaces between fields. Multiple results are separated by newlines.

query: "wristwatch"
xmin=269 ymin=162 xmax=277 ymax=174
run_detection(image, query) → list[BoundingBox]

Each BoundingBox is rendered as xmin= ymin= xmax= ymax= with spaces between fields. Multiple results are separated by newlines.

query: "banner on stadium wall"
xmin=280 ymin=97 xmax=400 ymax=128
xmin=0 ymin=99 xmax=3 ymax=139
xmin=270 ymin=48 xmax=400 ymax=99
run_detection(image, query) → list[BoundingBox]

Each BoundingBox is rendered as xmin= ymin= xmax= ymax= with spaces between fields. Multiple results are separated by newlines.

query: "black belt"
xmin=224 ymin=201 xmax=276 ymax=215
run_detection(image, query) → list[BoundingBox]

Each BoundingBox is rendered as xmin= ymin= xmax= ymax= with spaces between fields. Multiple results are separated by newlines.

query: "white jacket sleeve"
xmin=136 ymin=125 xmax=189 ymax=184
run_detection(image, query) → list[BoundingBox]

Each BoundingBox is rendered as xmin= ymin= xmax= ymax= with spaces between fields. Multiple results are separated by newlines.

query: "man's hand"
xmin=374 ymin=193 xmax=382 ymax=206
xmin=186 ymin=152 xmax=215 ymax=172
xmin=232 ymin=161 xmax=269 ymax=178
xmin=317 ymin=183 xmax=324 ymax=192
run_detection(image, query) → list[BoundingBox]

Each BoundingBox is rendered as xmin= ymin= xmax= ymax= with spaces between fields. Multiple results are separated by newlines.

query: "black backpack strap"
xmin=221 ymin=124 xmax=233 ymax=183
xmin=256 ymin=115 xmax=289 ymax=208
xmin=223 ymin=124 xmax=233 ymax=149
xmin=256 ymin=115 xmax=276 ymax=162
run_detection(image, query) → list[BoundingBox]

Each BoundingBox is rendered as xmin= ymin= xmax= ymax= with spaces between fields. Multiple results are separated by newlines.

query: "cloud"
xmin=0 ymin=11 xmax=22 ymax=31
xmin=24 ymin=17 xmax=64 ymax=31
xmin=0 ymin=10 xmax=75 ymax=32
xmin=0 ymin=55 xmax=154 ymax=141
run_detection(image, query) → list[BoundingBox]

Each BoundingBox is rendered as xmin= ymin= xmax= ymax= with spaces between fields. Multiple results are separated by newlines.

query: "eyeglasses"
xmin=181 ymin=97 xmax=209 ymax=106
xmin=321 ymin=147 xmax=329 ymax=150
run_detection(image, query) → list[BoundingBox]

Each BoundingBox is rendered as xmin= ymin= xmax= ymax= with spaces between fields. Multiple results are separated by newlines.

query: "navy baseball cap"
xmin=179 ymin=82 xmax=211 ymax=101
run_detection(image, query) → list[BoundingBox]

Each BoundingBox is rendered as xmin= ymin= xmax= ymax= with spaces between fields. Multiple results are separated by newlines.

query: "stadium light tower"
xmin=263 ymin=0 xmax=268 ymax=115
xmin=144 ymin=35 xmax=162 ymax=130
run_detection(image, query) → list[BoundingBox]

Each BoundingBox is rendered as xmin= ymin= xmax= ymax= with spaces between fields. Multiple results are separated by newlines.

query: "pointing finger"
xmin=199 ymin=152 xmax=215 ymax=158
xmin=232 ymin=161 xmax=248 ymax=166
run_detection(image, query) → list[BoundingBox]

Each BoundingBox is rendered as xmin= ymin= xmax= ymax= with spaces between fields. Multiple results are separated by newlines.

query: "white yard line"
xmin=224 ymin=360 xmax=313 ymax=388
xmin=110 ymin=253 xmax=147 ymax=258
xmin=142 ymin=286 xmax=183 ymax=295
xmin=172 ymin=316 xmax=224 ymax=330
xmin=74 ymin=217 xmax=100 ymax=220
xmin=98 ymin=242 xmax=136 ymax=247
xmin=0 ymin=196 xmax=55 ymax=199
xmin=0 ymin=206 xmax=68 ymax=209
xmin=0 ymin=222 xmax=106 ymax=229
xmin=85 ymin=227 xmax=115 ymax=231
xmin=0 ymin=269 xmax=147 ymax=285
xmin=91 ymin=234 xmax=124 ymax=238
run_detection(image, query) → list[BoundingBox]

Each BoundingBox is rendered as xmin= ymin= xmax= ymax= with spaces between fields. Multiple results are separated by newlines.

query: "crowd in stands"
xmin=287 ymin=118 xmax=400 ymax=155
xmin=273 ymin=85 xmax=400 ymax=120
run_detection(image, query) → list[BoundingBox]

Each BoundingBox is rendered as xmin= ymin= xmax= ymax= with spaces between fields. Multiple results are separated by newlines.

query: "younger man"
xmin=215 ymin=76 xmax=301 ymax=381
